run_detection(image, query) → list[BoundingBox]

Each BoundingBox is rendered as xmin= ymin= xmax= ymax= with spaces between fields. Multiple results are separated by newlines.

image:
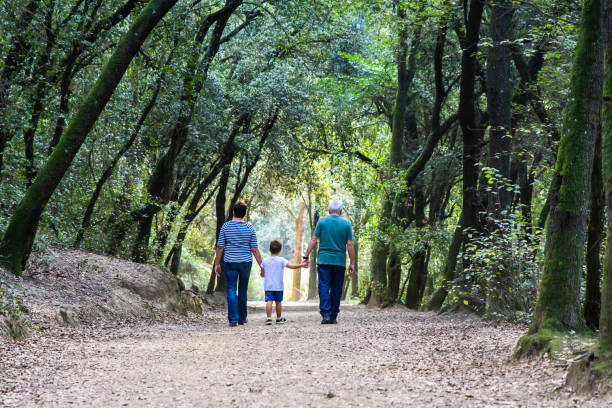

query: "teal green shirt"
xmin=314 ymin=215 xmax=354 ymax=267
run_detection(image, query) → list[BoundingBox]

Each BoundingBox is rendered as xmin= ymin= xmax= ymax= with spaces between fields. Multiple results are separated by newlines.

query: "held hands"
xmin=302 ymin=255 xmax=309 ymax=268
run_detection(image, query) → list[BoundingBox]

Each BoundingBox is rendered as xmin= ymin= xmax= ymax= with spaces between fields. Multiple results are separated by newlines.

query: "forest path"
xmin=1 ymin=304 xmax=607 ymax=407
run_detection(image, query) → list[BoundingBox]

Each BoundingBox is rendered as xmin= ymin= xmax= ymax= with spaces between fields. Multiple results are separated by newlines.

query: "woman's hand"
xmin=214 ymin=264 xmax=221 ymax=277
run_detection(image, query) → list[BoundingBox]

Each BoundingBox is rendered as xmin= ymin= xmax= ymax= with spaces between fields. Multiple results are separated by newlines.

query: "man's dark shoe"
xmin=321 ymin=319 xmax=331 ymax=324
xmin=238 ymin=319 xmax=248 ymax=325
xmin=229 ymin=322 xmax=237 ymax=327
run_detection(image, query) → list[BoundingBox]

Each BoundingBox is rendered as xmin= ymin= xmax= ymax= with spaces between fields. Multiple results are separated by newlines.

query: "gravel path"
xmin=1 ymin=303 xmax=609 ymax=407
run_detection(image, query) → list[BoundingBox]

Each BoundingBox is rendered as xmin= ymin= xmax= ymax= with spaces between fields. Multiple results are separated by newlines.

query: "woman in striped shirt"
xmin=213 ymin=201 xmax=263 ymax=326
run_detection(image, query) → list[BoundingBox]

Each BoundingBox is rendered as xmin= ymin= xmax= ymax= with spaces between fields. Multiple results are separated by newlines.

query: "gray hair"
xmin=328 ymin=199 xmax=343 ymax=213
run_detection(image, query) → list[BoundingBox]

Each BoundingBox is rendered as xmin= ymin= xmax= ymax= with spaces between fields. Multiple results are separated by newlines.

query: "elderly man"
xmin=303 ymin=199 xmax=355 ymax=324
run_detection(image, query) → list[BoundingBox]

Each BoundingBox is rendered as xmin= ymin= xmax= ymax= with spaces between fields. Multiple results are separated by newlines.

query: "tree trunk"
xmin=368 ymin=1 xmax=414 ymax=307
xmin=367 ymin=199 xmax=392 ymax=308
xmin=423 ymin=215 xmax=463 ymax=311
xmin=485 ymin=0 xmax=516 ymax=320
xmin=291 ymin=202 xmax=306 ymax=301
xmin=486 ymin=0 xmax=514 ymax=218
xmin=585 ymin=131 xmax=604 ymax=329
xmin=351 ymin=234 xmax=359 ymax=298
xmin=458 ymin=0 xmax=487 ymax=273
xmin=307 ymin=210 xmax=319 ymax=300
xmin=526 ymin=0 xmax=604 ymax=337
xmin=0 ymin=0 xmax=179 ymax=275
xmin=598 ymin=1 xmax=612 ymax=349
xmin=212 ymin=165 xmax=231 ymax=293
xmin=404 ymin=186 xmax=429 ymax=309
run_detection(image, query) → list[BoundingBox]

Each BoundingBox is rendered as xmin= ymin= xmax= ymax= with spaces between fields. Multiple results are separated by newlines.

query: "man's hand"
xmin=348 ymin=263 xmax=355 ymax=275
xmin=214 ymin=264 xmax=221 ymax=277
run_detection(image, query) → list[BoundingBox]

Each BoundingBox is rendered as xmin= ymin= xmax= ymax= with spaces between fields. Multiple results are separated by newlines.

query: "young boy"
xmin=260 ymin=240 xmax=306 ymax=325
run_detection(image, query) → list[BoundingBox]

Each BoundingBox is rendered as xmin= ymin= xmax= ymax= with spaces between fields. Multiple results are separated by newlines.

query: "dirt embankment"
xmin=0 ymin=247 xmax=216 ymax=335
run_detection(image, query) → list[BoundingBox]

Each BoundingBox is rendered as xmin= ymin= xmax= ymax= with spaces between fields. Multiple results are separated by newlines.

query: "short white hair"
xmin=328 ymin=199 xmax=343 ymax=213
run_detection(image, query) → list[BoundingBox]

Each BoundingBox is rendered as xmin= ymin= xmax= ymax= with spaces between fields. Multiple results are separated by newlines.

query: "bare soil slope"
xmin=2 ymin=304 xmax=609 ymax=407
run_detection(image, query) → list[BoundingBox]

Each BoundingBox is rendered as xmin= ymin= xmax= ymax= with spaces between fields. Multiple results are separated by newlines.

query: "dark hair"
xmin=270 ymin=240 xmax=282 ymax=254
xmin=233 ymin=201 xmax=247 ymax=218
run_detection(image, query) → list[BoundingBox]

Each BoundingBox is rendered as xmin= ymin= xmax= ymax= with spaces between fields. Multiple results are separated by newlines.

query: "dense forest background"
xmin=3 ymin=0 xmax=612 ymax=367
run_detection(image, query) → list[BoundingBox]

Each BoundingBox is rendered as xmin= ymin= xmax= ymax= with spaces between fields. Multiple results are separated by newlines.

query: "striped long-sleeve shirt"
xmin=216 ymin=220 xmax=258 ymax=263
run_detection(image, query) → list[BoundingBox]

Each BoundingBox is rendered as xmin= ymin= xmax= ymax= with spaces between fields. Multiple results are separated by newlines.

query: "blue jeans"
xmin=317 ymin=264 xmax=345 ymax=322
xmin=224 ymin=262 xmax=252 ymax=323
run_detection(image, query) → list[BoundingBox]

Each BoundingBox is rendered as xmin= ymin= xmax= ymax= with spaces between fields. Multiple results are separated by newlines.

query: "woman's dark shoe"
xmin=229 ymin=322 xmax=237 ymax=327
xmin=238 ymin=319 xmax=248 ymax=325
xmin=321 ymin=319 xmax=331 ymax=324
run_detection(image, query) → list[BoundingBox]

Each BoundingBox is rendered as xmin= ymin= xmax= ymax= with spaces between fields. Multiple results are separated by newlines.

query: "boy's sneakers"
xmin=265 ymin=318 xmax=273 ymax=325
xmin=276 ymin=317 xmax=286 ymax=324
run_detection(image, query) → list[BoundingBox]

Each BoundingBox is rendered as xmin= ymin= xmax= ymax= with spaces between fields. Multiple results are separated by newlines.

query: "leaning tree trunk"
xmin=585 ymin=131 xmax=604 ymax=330
xmin=0 ymin=0 xmax=179 ymax=275
xmin=517 ymin=0 xmax=604 ymax=355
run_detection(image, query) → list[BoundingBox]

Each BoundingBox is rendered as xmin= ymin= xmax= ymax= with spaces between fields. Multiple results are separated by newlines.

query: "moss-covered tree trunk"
xmin=518 ymin=0 xmax=604 ymax=352
xmin=598 ymin=0 xmax=612 ymax=353
xmin=0 ymin=0 xmax=178 ymax=275
xmin=585 ymin=131 xmax=604 ymax=329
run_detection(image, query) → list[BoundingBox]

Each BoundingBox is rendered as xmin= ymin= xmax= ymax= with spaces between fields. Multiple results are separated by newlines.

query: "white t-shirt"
xmin=261 ymin=256 xmax=288 ymax=291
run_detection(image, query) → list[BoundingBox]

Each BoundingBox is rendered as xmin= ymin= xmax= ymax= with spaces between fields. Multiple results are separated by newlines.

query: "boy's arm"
xmin=286 ymin=262 xmax=307 ymax=269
